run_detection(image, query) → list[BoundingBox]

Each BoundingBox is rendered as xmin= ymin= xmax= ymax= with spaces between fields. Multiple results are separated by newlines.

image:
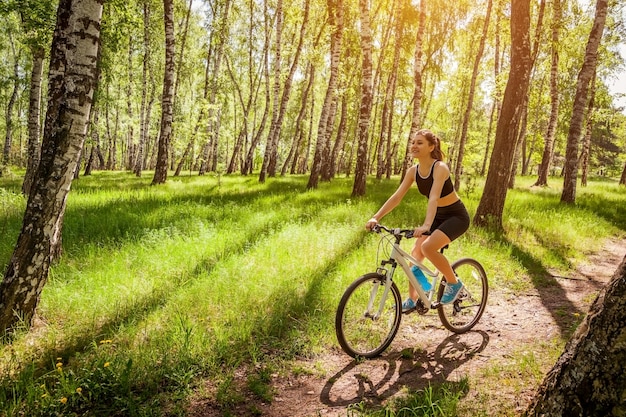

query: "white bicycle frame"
xmin=369 ymin=236 xmax=440 ymax=319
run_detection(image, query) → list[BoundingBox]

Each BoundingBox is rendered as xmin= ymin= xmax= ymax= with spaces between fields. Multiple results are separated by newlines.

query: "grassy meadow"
xmin=0 ymin=170 xmax=625 ymax=416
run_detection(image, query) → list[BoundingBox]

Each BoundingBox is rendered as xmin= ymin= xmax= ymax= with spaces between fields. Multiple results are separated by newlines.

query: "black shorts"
xmin=430 ymin=200 xmax=470 ymax=242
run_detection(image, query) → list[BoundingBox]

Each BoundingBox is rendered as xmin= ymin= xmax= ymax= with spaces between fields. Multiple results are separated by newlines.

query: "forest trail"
xmin=188 ymin=237 xmax=626 ymax=417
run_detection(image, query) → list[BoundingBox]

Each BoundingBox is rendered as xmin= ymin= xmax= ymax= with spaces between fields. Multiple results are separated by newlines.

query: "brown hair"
xmin=417 ymin=129 xmax=445 ymax=161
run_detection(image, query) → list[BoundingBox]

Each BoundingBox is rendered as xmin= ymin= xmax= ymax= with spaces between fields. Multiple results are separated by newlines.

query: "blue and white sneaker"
xmin=401 ymin=297 xmax=417 ymax=313
xmin=440 ymin=280 xmax=463 ymax=304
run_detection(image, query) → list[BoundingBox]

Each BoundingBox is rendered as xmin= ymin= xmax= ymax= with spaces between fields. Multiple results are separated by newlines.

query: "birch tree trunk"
xmin=328 ymin=94 xmax=348 ymax=178
xmin=307 ymin=0 xmax=343 ymax=189
xmin=525 ymin=254 xmax=626 ymax=416
xmin=580 ymin=72 xmax=596 ymax=187
xmin=243 ymin=0 xmax=272 ymax=176
xmin=282 ymin=63 xmax=314 ymax=176
xmin=0 ymin=0 xmax=103 ymax=333
xmin=351 ymin=0 xmax=373 ymax=197
xmin=152 ymin=0 xmax=176 ymax=185
xmin=225 ymin=55 xmax=252 ymax=174
xmin=258 ymin=0 xmax=283 ymax=183
xmin=534 ymin=0 xmax=561 ymax=187
xmin=454 ymin=0 xmax=492 ymax=190
xmin=508 ymin=0 xmax=544 ymax=189
xmin=267 ymin=0 xmax=309 ymax=178
xmin=22 ymin=47 xmax=46 ymax=195
xmin=135 ymin=0 xmax=151 ymax=177
xmin=481 ymin=0 xmax=503 ymax=177
xmin=125 ymin=39 xmax=135 ymax=171
xmin=3 ymin=32 xmax=20 ymax=165
xmin=402 ymin=0 xmax=425 ymax=181
xmin=561 ymin=0 xmax=607 ymax=204
xmin=474 ymin=0 xmax=531 ymax=229
xmin=376 ymin=0 xmax=404 ymax=181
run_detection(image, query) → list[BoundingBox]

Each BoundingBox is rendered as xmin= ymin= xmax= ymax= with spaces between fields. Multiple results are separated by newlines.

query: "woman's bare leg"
xmin=408 ymin=236 xmax=427 ymax=300
xmin=421 ymin=230 xmax=457 ymax=284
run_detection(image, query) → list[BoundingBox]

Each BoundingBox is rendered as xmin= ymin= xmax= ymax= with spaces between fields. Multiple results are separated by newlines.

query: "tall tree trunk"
xmin=508 ymin=105 xmax=528 ymax=189
xmin=402 ymin=0 xmax=426 ymax=181
xmin=135 ymin=0 xmax=151 ymax=177
xmin=243 ymin=0 xmax=272 ymax=176
xmin=3 ymin=33 xmax=20 ymax=165
xmin=201 ymin=0 xmax=231 ymax=174
xmin=481 ymin=0 xmax=503 ymax=177
xmin=268 ymin=0 xmax=309 ymax=178
xmin=561 ymin=0 xmax=607 ymax=204
xmin=474 ymin=0 xmax=532 ymax=229
xmin=22 ymin=47 xmax=46 ymax=195
xmin=509 ymin=0 xmax=545 ymax=189
xmin=126 ymin=38 xmax=135 ymax=171
xmin=620 ymin=162 xmax=626 ymax=185
xmin=580 ymin=71 xmax=596 ymax=187
xmin=327 ymin=94 xmax=348 ymax=178
xmin=258 ymin=0 xmax=283 ymax=182
xmin=225 ymin=56 xmax=252 ymax=174
xmin=454 ymin=0 xmax=493 ymax=190
xmin=307 ymin=0 xmax=343 ymax=189
xmin=152 ymin=0 xmax=176 ymax=185
xmin=351 ymin=0 xmax=373 ymax=197
xmin=525 ymin=254 xmax=626 ymax=416
xmin=167 ymin=0 xmax=193 ymax=171
xmin=84 ymin=108 xmax=105 ymax=175
xmin=376 ymin=0 xmax=405 ymax=181
xmin=320 ymin=94 xmax=339 ymax=181
xmin=0 ymin=0 xmax=103 ymax=333
xmin=534 ymin=0 xmax=561 ymax=187
xmin=282 ymin=63 xmax=314 ymax=176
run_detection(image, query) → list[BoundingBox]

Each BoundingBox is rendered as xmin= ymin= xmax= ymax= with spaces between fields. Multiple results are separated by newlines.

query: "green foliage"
xmin=0 ymin=172 xmax=624 ymax=415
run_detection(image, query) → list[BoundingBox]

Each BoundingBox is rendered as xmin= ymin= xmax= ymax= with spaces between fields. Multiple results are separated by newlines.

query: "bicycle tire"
xmin=437 ymin=258 xmax=488 ymax=333
xmin=335 ymin=273 xmax=402 ymax=358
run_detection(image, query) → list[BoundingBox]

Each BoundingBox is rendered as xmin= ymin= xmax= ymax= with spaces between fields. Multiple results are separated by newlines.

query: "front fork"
xmin=363 ymin=266 xmax=395 ymax=320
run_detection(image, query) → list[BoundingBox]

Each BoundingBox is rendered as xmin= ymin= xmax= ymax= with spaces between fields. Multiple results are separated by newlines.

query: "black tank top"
xmin=415 ymin=161 xmax=455 ymax=198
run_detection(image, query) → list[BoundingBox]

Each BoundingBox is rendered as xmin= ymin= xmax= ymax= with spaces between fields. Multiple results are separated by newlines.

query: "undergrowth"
xmin=0 ymin=171 xmax=623 ymax=416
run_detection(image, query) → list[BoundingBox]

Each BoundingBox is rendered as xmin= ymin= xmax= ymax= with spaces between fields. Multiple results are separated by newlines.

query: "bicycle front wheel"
xmin=335 ymin=273 xmax=402 ymax=358
xmin=437 ymin=258 xmax=488 ymax=333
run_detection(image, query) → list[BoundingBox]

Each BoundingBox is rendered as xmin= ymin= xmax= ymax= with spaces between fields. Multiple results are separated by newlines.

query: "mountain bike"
xmin=335 ymin=224 xmax=488 ymax=358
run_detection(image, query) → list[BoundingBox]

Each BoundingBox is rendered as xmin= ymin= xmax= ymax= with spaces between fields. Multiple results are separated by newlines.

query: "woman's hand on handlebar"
xmin=412 ymin=225 xmax=430 ymax=238
xmin=365 ymin=217 xmax=379 ymax=231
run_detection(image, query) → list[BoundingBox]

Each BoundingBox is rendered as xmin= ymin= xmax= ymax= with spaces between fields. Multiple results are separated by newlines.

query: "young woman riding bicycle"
xmin=365 ymin=129 xmax=470 ymax=310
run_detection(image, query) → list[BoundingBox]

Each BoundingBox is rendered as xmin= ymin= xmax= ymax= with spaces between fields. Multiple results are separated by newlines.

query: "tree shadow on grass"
xmin=492 ymin=231 xmax=606 ymax=340
xmin=0 ymin=181 xmax=366 ymax=409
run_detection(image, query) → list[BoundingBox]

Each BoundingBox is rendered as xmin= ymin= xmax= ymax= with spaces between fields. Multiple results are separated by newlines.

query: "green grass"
xmin=0 ymin=171 xmax=624 ymax=416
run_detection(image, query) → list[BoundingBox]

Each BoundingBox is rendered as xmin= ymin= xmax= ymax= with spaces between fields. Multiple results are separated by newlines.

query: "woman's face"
xmin=410 ymin=134 xmax=434 ymax=159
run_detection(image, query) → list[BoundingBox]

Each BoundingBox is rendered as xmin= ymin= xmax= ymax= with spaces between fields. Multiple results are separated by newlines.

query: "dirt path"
xmin=190 ymin=238 xmax=626 ymax=417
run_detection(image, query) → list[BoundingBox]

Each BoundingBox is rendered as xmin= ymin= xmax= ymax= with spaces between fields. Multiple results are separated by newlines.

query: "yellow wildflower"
xmin=56 ymin=362 xmax=63 ymax=368
xmin=76 ymin=387 xmax=83 ymax=394
xmin=104 ymin=362 xmax=110 ymax=368
xmin=60 ymin=397 xmax=67 ymax=404
xmin=99 ymin=339 xmax=113 ymax=344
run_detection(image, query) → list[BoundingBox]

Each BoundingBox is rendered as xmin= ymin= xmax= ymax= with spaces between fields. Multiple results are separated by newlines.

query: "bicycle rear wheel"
xmin=335 ymin=273 xmax=402 ymax=358
xmin=437 ymin=258 xmax=488 ymax=333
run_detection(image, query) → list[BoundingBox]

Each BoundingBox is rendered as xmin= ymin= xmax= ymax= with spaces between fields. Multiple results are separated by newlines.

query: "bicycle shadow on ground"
xmin=319 ymin=330 xmax=490 ymax=407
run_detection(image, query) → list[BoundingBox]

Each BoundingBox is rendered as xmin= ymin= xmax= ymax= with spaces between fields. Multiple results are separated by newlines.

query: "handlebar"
xmin=371 ymin=224 xmax=431 ymax=239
